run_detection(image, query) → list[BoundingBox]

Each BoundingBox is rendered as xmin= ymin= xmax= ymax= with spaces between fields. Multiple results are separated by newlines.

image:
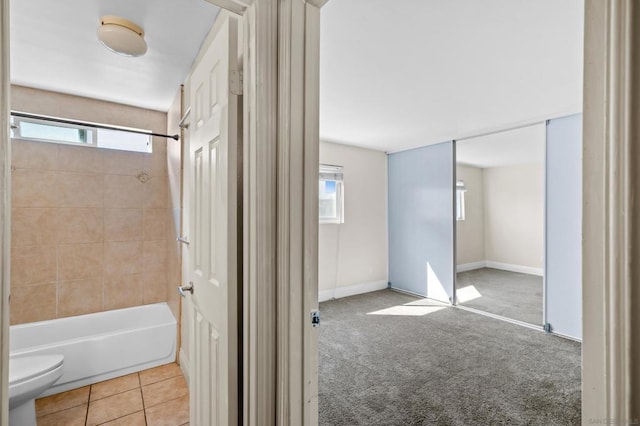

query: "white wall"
xmin=319 ymin=142 xmax=387 ymax=300
xmin=483 ymin=164 xmax=544 ymax=270
xmin=456 ymin=165 xmax=485 ymax=265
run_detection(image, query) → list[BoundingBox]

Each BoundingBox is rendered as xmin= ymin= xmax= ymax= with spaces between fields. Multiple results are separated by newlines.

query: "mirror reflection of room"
xmin=455 ymin=124 xmax=545 ymax=326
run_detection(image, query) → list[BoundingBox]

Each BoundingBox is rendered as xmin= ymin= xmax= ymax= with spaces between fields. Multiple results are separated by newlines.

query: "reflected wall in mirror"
xmin=455 ymin=123 xmax=545 ymax=326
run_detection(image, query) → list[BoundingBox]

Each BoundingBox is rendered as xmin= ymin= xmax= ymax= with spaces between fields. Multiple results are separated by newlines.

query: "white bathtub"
xmin=10 ymin=303 xmax=177 ymax=396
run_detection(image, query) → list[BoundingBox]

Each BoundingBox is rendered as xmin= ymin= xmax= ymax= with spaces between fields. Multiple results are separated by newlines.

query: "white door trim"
xmin=276 ymin=2 xmax=321 ymax=424
xmin=0 ymin=0 xmax=10 ymax=423
xmin=204 ymin=0 xmax=325 ymax=424
xmin=582 ymin=0 xmax=640 ymax=421
xmin=240 ymin=1 xmax=278 ymax=423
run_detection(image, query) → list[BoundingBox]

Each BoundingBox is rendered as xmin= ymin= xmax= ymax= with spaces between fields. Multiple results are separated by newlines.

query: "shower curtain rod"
xmin=11 ymin=111 xmax=180 ymax=141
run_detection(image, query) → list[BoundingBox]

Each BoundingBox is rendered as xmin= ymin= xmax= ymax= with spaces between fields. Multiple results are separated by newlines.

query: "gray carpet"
xmin=319 ymin=290 xmax=581 ymax=426
xmin=457 ymin=268 xmax=543 ymax=325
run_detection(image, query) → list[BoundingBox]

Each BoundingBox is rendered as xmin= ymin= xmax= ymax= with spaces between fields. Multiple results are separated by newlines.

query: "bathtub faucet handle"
xmin=178 ymin=282 xmax=194 ymax=297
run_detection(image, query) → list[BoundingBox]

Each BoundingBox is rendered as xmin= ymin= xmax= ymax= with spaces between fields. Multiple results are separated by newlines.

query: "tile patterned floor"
xmin=35 ymin=363 xmax=189 ymax=426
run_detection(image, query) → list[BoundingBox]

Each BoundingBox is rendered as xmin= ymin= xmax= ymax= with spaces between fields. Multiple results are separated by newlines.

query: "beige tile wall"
xmin=10 ymin=86 xmax=171 ymax=325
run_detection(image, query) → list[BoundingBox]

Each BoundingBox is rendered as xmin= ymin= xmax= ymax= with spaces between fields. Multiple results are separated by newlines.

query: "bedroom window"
xmin=456 ymin=181 xmax=466 ymax=221
xmin=319 ymin=164 xmax=344 ymax=224
xmin=10 ymin=112 xmax=152 ymax=153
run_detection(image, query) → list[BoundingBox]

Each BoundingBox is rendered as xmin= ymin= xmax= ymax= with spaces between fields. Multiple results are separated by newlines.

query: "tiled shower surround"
xmin=9 ymin=86 xmax=182 ymax=325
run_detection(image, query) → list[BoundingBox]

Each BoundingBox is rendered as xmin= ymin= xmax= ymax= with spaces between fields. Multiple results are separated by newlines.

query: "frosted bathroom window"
xmin=15 ymin=119 xmax=92 ymax=145
xmin=11 ymin=113 xmax=152 ymax=153
xmin=96 ymin=128 xmax=151 ymax=153
xmin=319 ymin=164 xmax=344 ymax=224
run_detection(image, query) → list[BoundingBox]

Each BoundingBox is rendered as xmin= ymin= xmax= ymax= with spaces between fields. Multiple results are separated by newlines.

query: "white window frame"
xmin=456 ymin=180 xmax=466 ymax=221
xmin=319 ymin=164 xmax=344 ymax=224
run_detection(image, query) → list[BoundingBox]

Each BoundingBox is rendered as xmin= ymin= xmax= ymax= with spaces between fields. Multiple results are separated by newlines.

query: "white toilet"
xmin=9 ymin=354 xmax=64 ymax=426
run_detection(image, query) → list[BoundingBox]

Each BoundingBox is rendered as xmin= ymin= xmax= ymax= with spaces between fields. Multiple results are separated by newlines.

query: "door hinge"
xmin=230 ymin=70 xmax=243 ymax=95
xmin=311 ymin=310 xmax=320 ymax=328
xmin=544 ymin=322 xmax=552 ymax=333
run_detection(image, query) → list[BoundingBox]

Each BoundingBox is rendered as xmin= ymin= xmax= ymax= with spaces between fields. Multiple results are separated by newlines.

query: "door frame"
xmin=581 ymin=0 xmax=640 ymax=420
xmin=2 ymin=0 xmax=638 ymax=425
xmin=200 ymin=0 xmax=328 ymax=424
xmin=0 ymin=0 xmax=9 ymax=422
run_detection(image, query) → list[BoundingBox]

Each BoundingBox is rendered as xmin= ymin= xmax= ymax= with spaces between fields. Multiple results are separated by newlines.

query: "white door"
xmin=184 ymin=13 xmax=240 ymax=426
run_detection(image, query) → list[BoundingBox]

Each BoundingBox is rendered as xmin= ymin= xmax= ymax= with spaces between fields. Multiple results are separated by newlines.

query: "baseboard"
xmin=550 ymin=330 xmax=582 ymax=342
xmin=485 ymin=261 xmax=544 ymax=277
xmin=179 ymin=347 xmax=190 ymax=384
xmin=319 ymin=280 xmax=388 ymax=302
xmin=456 ymin=261 xmax=486 ymax=272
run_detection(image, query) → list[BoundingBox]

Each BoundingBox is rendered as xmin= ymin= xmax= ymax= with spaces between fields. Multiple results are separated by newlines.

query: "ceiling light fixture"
xmin=97 ymin=15 xmax=147 ymax=57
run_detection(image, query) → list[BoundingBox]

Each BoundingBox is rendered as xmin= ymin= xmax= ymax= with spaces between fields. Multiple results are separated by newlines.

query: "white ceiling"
xmin=456 ymin=123 xmax=545 ymax=169
xmin=320 ymin=0 xmax=584 ymax=153
xmin=10 ymin=0 xmax=583 ymax=133
xmin=10 ymin=0 xmax=220 ymax=112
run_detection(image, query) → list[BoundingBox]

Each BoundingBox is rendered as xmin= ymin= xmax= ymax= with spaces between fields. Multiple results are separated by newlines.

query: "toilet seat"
xmin=9 ymin=355 xmax=64 ymax=386
xmin=9 ymin=354 xmax=64 ymax=412
xmin=9 ymin=354 xmax=64 ymax=425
